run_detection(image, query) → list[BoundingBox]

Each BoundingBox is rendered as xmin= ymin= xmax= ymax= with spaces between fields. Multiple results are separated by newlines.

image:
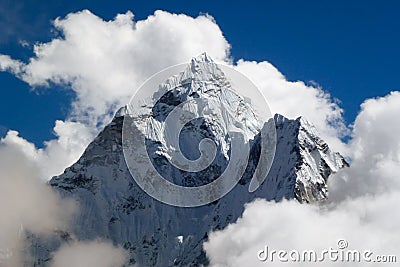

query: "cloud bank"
xmin=330 ymin=91 xmax=400 ymax=200
xmin=0 ymin=140 xmax=76 ymax=266
xmin=50 ymin=240 xmax=128 ymax=267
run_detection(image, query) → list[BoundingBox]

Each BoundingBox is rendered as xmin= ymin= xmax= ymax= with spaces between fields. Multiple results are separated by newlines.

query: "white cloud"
xmin=0 ymin=55 xmax=22 ymax=73
xmin=0 ymin=140 xmax=76 ymax=266
xmin=50 ymin=240 xmax=128 ymax=267
xmin=235 ymin=60 xmax=347 ymax=152
xmin=329 ymin=91 xmax=400 ymax=200
xmin=11 ymin=10 xmax=230 ymax=126
xmin=204 ymin=92 xmax=400 ymax=266
xmin=204 ymin=195 xmax=400 ymax=266
xmin=1 ymin=120 xmax=93 ymax=180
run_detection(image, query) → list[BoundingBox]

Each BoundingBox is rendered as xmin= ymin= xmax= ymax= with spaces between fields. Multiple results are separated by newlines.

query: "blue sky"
xmin=0 ymin=0 xmax=399 ymax=146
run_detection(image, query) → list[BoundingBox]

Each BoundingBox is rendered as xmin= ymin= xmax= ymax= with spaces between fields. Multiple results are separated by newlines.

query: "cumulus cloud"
xmin=0 ymin=55 xmax=23 ymax=73
xmin=235 ymin=60 xmax=347 ymax=152
xmin=1 ymin=121 xmax=93 ymax=180
xmin=329 ymin=91 xmax=400 ymax=200
xmin=50 ymin=240 xmax=128 ymax=267
xmin=0 ymin=140 xmax=76 ymax=266
xmin=204 ymin=196 xmax=400 ymax=266
xmin=5 ymin=10 xmax=230 ymax=127
xmin=204 ymin=92 xmax=400 ymax=266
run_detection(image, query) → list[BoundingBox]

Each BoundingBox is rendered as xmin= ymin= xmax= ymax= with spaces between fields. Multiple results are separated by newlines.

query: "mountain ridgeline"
xmin=31 ymin=54 xmax=347 ymax=266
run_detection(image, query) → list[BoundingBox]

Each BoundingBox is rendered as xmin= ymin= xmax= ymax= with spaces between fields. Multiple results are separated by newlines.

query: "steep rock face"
xmin=31 ymin=54 xmax=347 ymax=266
xmin=273 ymin=114 xmax=348 ymax=203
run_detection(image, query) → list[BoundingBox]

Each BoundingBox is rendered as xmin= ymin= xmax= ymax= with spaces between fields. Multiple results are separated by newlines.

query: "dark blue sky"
xmin=0 ymin=0 xmax=398 ymax=146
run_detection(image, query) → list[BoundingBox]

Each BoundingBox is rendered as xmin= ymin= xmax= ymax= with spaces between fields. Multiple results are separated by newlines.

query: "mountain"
xmin=30 ymin=54 xmax=347 ymax=266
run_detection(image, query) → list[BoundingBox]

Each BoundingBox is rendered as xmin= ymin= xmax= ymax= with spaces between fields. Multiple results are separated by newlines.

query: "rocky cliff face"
xmin=30 ymin=54 xmax=347 ymax=266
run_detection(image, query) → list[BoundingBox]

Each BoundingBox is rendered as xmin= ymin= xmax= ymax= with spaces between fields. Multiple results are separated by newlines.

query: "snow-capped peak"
xmin=31 ymin=54 xmax=347 ymax=266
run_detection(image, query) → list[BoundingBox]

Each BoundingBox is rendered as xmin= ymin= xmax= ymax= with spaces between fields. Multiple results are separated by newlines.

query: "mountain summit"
xmin=31 ymin=54 xmax=347 ymax=266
